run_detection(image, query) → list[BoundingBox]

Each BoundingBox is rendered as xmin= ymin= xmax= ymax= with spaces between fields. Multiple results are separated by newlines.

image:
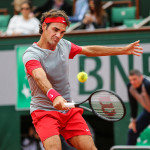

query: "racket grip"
xmin=64 ymin=103 xmax=75 ymax=108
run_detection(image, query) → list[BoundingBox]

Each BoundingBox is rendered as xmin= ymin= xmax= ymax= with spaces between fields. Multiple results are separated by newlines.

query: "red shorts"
xmin=31 ymin=108 xmax=92 ymax=142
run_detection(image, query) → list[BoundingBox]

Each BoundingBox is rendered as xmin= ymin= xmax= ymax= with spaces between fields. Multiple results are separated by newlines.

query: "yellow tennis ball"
xmin=77 ymin=72 xmax=88 ymax=83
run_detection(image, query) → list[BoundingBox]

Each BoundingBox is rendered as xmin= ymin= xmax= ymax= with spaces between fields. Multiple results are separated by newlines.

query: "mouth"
xmin=53 ymin=38 xmax=60 ymax=43
xmin=54 ymin=39 xmax=59 ymax=42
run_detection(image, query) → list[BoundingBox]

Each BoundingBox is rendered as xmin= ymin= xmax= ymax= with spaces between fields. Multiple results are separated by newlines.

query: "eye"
xmin=61 ymin=31 xmax=65 ymax=34
xmin=54 ymin=28 xmax=59 ymax=32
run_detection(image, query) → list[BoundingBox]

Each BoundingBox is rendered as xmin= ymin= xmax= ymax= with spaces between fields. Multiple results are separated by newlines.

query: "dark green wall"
xmin=139 ymin=0 xmax=150 ymax=18
xmin=0 ymin=105 xmax=29 ymax=150
xmin=103 ymin=0 xmax=149 ymax=18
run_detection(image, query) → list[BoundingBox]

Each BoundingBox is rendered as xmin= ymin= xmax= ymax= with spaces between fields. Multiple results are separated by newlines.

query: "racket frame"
xmin=88 ymin=89 xmax=126 ymax=121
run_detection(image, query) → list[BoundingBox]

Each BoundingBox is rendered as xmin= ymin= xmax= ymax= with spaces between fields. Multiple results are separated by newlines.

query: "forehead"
xmin=48 ymin=23 xmax=66 ymax=30
xmin=129 ymin=75 xmax=140 ymax=79
xmin=21 ymin=3 xmax=29 ymax=7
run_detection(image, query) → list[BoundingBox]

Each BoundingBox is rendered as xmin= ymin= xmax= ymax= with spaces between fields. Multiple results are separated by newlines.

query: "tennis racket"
xmin=65 ymin=89 xmax=126 ymax=122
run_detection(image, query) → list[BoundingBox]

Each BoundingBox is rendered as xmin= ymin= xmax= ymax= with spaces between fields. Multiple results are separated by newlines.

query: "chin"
xmin=133 ymin=85 xmax=139 ymax=88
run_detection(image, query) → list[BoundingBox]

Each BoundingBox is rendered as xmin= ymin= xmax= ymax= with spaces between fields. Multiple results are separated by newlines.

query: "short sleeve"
xmin=23 ymin=49 xmax=42 ymax=75
xmin=69 ymin=43 xmax=82 ymax=59
xmin=25 ymin=60 xmax=42 ymax=76
xmin=23 ymin=50 xmax=41 ymax=65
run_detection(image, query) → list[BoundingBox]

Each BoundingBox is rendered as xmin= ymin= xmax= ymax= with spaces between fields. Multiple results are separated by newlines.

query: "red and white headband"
xmin=44 ymin=17 xmax=67 ymax=26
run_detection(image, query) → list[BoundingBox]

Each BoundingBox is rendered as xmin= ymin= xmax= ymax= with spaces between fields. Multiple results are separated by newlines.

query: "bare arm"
xmin=80 ymin=40 xmax=143 ymax=57
xmin=32 ymin=68 xmax=52 ymax=94
xmin=141 ymin=85 xmax=150 ymax=112
xmin=129 ymin=85 xmax=150 ymax=112
xmin=32 ymin=68 xmax=68 ymax=110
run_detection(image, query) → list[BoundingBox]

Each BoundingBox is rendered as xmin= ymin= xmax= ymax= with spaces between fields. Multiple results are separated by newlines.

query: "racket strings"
xmin=90 ymin=92 xmax=125 ymax=121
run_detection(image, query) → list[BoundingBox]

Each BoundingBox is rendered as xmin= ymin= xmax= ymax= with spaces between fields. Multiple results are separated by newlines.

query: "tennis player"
xmin=23 ymin=9 xmax=143 ymax=150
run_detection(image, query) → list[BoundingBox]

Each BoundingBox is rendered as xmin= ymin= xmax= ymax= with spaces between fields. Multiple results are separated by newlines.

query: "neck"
xmin=37 ymin=37 xmax=56 ymax=50
xmin=23 ymin=15 xmax=30 ymax=20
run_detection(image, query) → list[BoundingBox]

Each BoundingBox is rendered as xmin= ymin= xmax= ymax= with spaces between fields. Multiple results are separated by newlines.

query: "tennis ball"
xmin=77 ymin=72 xmax=88 ymax=83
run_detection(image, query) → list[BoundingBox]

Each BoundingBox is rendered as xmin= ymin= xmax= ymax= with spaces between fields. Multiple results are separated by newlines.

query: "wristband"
xmin=47 ymin=88 xmax=61 ymax=102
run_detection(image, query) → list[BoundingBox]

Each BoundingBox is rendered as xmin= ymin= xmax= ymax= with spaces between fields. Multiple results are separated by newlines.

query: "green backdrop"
xmin=16 ymin=46 xmax=31 ymax=110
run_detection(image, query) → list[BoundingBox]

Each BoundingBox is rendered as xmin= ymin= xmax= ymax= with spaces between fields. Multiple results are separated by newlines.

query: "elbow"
xmin=33 ymin=73 xmax=42 ymax=81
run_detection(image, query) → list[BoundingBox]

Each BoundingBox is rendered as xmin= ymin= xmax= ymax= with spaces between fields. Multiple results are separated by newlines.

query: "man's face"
xmin=89 ymin=0 xmax=95 ymax=11
xmin=42 ymin=22 xmax=66 ymax=49
xmin=55 ymin=0 xmax=64 ymax=7
xmin=129 ymin=75 xmax=143 ymax=88
xmin=21 ymin=3 xmax=31 ymax=17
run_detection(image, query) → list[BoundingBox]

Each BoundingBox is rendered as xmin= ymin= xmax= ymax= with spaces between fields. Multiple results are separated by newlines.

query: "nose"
xmin=56 ymin=32 xmax=61 ymax=38
xmin=131 ymin=81 xmax=135 ymax=85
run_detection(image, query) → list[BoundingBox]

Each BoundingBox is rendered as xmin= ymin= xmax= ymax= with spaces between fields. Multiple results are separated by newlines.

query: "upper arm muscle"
xmin=79 ymin=46 xmax=89 ymax=56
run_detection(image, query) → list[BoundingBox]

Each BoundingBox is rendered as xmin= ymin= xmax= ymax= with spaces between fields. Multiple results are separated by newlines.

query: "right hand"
xmin=128 ymin=121 xmax=137 ymax=133
xmin=124 ymin=40 xmax=143 ymax=56
xmin=53 ymin=96 xmax=69 ymax=110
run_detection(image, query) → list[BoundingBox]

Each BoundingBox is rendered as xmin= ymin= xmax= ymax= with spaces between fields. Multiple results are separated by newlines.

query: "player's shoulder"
xmin=22 ymin=43 xmax=43 ymax=64
xmin=24 ymin=43 xmax=37 ymax=52
xmin=23 ymin=43 xmax=42 ymax=56
xmin=59 ymin=38 xmax=70 ymax=44
xmin=58 ymin=38 xmax=71 ymax=48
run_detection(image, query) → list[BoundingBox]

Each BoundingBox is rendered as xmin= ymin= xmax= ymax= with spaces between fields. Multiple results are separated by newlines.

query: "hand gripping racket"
xmin=65 ymin=89 xmax=126 ymax=122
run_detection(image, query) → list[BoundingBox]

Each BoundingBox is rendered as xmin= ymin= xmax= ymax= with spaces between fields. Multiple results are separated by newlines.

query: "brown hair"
xmin=39 ymin=9 xmax=70 ymax=34
xmin=21 ymin=1 xmax=32 ymax=10
xmin=129 ymin=69 xmax=142 ymax=76
xmin=89 ymin=0 xmax=107 ymax=25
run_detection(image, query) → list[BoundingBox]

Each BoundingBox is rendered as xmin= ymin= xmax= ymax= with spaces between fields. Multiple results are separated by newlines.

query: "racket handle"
xmin=64 ymin=103 xmax=75 ymax=108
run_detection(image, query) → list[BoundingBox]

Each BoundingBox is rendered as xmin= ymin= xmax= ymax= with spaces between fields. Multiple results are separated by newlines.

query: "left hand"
xmin=129 ymin=121 xmax=137 ymax=133
xmin=53 ymin=96 xmax=69 ymax=110
xmin=125 ymin=40 xmax=143 ymax=56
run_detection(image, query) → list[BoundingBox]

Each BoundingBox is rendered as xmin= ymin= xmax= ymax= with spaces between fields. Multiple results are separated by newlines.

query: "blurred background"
xmin=0 ymin=0 xmax=150 ymax=150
